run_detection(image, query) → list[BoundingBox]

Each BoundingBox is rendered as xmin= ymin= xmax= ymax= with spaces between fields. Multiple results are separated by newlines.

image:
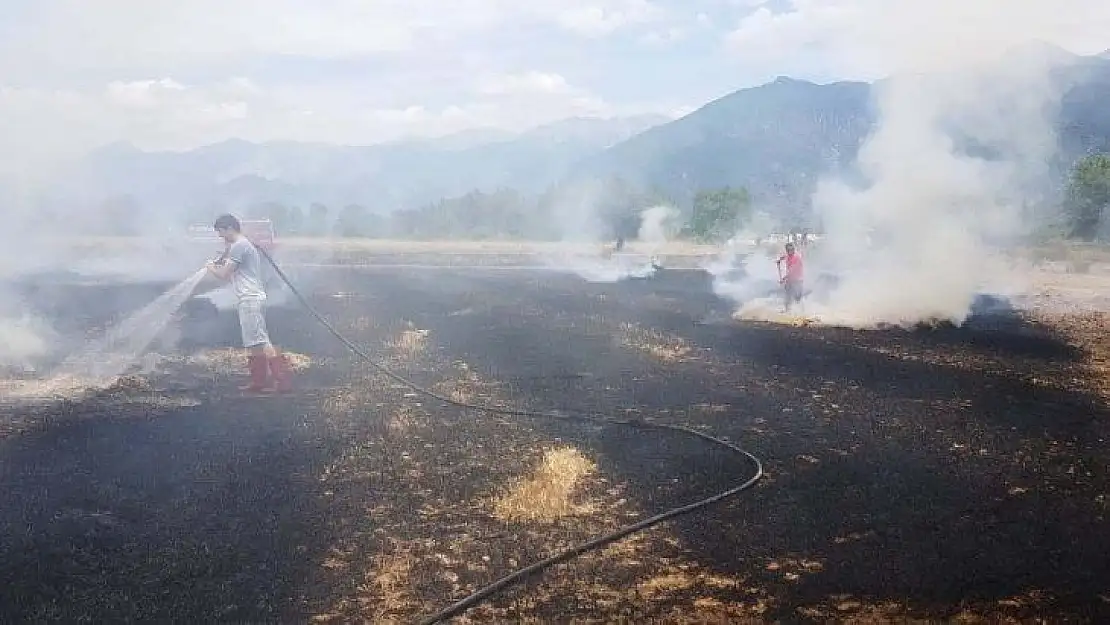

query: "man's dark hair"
xmin=213 ymin=214 xmax=241 ymax=232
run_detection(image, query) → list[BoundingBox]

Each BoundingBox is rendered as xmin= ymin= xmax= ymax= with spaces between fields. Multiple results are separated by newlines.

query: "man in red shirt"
xmin=776 ymin=242 xmax=804 ymax=313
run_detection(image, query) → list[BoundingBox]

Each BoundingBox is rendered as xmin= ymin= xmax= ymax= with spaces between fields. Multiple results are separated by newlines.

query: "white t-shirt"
xmin=226 ymin=237 xmax=267 ymax=302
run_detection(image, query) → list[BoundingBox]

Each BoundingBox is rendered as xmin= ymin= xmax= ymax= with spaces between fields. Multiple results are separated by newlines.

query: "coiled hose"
xmin=258 ymin=250 xmax=764 ymax=624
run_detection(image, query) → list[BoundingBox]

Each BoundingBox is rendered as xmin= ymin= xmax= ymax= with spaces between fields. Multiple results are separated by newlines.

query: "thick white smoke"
xmin=0 ymin=180 xmax=55 ymax=368
xmin=713 ymin=4 xmax=1094 ymax=327
xmin=807 ymin=53 xmax=1063 ymax=327
xmin=637 ymin=204 xmax=679 ymax=248
xmin=709 ymin=222 xmax=802 ymax=322
xmin=0 ymin=314 xmax=55 ymax=369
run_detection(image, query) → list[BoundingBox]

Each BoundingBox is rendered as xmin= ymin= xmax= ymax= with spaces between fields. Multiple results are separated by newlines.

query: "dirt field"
xmin=2 ymin=263 xmax=1110 ymax=623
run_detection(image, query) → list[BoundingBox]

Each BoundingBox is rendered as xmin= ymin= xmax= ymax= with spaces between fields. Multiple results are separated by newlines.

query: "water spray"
xmin=52 ymin=269 xmax=209 ymax=385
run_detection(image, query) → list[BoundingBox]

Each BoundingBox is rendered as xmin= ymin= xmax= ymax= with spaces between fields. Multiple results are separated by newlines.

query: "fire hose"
xmin=257 ymin=248 xmax=765 ymax=624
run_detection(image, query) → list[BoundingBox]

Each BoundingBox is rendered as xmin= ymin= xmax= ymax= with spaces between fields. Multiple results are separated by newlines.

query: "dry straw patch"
xmin=617 ymin=322 xmax=694 ymax=363
xmin=365 ymin=548 xmax=420 ymax=621
xmin=347 ymin=315 xmax=375 ymax=333
xmin=187 ymin=348 xmax=313 ymax=374
xmin=0 ymin=374 xmax=109 ymax=401
xmin=387 ymin=325 xmax=430 ymax=360
xmin=794 ymin=587 xmax=1065 ymax=623
xmin=493 ymin=446 xmax=598 ymax=523
xmin=125 ymin=395 xmax=202 ymax=408
xmin=321 ymin=384 xmax=371 ymax=419
xmin=433 ymin=361 xmax=506 ymax=406
xmin=321 ymin=371 xmax=425 ymax=434
xmin=383 ymin=403 xmax=419 ymax=437
xmin=332 ymin=539 xmax=421 ymax=624
xmin=0 ymin=372 xmax=164 ymax=403
xmin=319 ymin=369 xmax=397 ymax=420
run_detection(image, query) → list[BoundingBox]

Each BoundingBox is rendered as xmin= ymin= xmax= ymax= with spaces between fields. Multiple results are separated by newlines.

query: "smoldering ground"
xmin=10 ymin=265 xmax=1108 ymax=623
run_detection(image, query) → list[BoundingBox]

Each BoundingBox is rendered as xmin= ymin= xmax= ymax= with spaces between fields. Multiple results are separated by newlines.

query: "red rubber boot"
xmin=267 ymin=351 xmax=293 ymax=393
xmin=240 ymin=354 xmax=273 ymax=393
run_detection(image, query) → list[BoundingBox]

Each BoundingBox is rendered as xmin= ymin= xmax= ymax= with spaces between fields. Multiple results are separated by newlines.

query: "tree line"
xmin=1066 ymin=153 xmax=1110 ymax=240
xmin=183 ymin=177 xmax=756 ymax=243
xmin=85 ymin=154 xmax=1110 ymax=242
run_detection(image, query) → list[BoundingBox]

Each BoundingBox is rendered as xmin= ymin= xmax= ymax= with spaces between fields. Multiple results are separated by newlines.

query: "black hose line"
xmin=258 ymin=250 xmax=764 ymax=624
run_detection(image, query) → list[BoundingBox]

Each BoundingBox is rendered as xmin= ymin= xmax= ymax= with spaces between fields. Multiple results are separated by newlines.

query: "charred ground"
xmin=1 ymin=264 xmax=1108 ymax=623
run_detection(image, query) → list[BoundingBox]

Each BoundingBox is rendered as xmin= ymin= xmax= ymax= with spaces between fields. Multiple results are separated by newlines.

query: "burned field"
xmin=2 ymin=264 xmax=1110 ymax=623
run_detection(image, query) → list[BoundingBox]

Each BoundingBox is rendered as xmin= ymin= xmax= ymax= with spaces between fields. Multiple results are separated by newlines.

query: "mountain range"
xmin=39 ymin=44 xmax=1110 ymax=220
xmin=43 ymin=114 xmax=667 ymax=215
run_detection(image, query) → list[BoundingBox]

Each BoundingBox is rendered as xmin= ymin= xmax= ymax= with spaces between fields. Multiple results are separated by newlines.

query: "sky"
xmin=0 ymin=0 xmax=1109 ymax=169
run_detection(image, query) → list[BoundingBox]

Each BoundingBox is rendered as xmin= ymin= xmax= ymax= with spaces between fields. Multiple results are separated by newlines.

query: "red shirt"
xmin=779 ymin=252 xmax=804 ymax=281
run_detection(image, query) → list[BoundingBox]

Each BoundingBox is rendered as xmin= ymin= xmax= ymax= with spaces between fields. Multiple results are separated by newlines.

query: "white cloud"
xmin=0 ymin=0 xmax=670 ymax=76
xmin=641 ymin=27 xmax=686 ymax=46
xmin=105 ymin=78 xmax=187 ymax=110
xmin=0 ymin=69 xmax=629 ymax=175
xmin=551 ymin=0 xmax=666 ymax=36
xmin=2 ymin=1 xmax=430 ymax=73
xmin=478 ymin=72 xmax=577 ymax=97
xmin=724 ymin=0 xmax=1110 ymax=79
xmin=0 ymin=1 xmax=696 ymax=173
xmin=0 ymin=79 xmax=261 ymax=167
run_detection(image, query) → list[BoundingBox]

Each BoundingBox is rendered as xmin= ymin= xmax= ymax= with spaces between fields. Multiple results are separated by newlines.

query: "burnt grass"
xmin=1 ymin=265 xmax=1109 ymax=623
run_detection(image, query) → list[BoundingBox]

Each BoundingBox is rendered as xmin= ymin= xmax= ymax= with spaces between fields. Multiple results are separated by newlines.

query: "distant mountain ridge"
xmin=573 ymin=76 xmax=874 ymax=212
xmin=575 ymin=46 xmax=1110 ymax=220
xmin=49 ymin=114 xmax=669 ymax=214
xmin=40 ymin=45 xmax=1110 ymax=223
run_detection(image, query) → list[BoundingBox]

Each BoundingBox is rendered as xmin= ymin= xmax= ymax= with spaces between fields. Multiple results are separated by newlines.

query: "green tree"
xmin=1067 ymin=154 xmax=1110 ymax=240
xmin=284 ymin=205 xmax=305 ymax=234
xmin=335 ymin=204 xmax=384 ymax=237
xmin=307 ymin=203 xmax=329 ymax=236
xmin=684 ymin=187 xmax=751 ymax=242
xmin=395 ymin=188 xmax=533 ymax=240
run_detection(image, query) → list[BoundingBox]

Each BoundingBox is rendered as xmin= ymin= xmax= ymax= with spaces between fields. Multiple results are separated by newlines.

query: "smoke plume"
xmin=713 ymin=3 xmax=1090 ymax=327
xmin=637 ymin=204 xmax=679 ymax=250
xmin=809 ymin=54 xmax=1062 ymax=327
xmin=0 ymin=179 xmax=54 ymax=368
xmin=550 ymin=203 xmax=679 ymax=282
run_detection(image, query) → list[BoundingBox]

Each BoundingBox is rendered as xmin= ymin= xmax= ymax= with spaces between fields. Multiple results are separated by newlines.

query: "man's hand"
xmin=205 ymin=259 xmax=232 ymax=280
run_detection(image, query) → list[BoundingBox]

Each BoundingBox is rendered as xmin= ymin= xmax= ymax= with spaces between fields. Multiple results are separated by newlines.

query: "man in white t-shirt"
xmin=205 ymin=214 xmax=293 ymax=393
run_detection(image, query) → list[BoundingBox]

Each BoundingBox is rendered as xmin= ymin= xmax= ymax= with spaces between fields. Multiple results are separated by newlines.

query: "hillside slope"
xmin=577 ymin=50 xmax=1110 ymax=214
